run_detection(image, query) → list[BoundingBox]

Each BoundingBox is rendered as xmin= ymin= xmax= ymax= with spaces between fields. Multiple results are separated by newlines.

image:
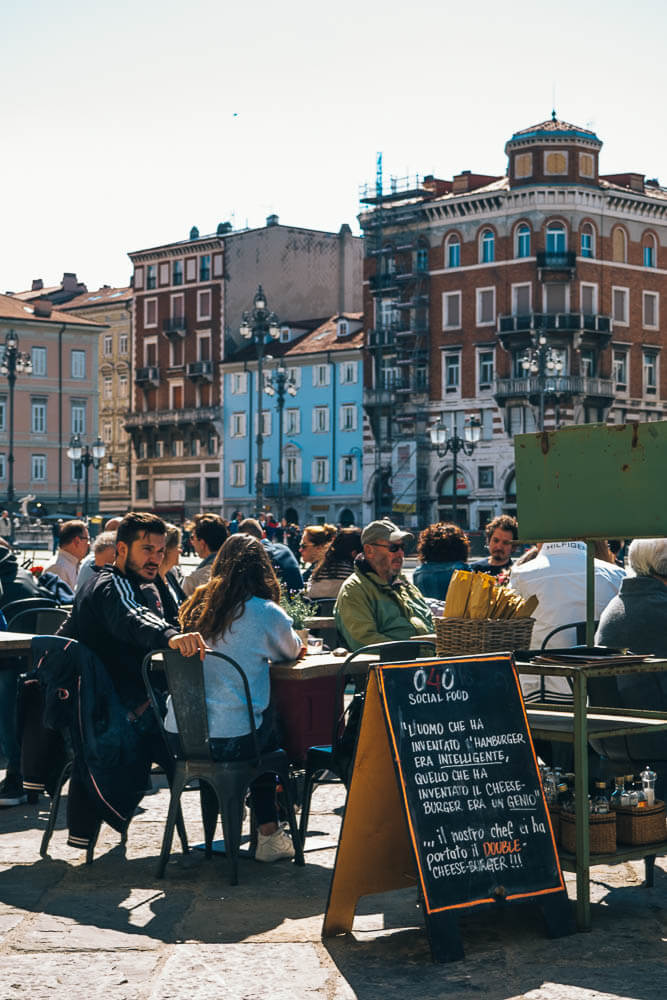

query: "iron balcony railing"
xmin=494 ymin=375 xmax=615 ymax=400
xmin=536 ymin=251 xmax=577 ymax=270
xmin=498 ymin=313 xmax=612 ymax=335
xmin=134 ymin=366 xmax=160 ymax=385
xmin=125 ymin=405 xmax=221 ymax=429
xmin=186 ymin=360 xmax=213 ymax=380
xmin=163 ymin=316 xmax=188 ymax=336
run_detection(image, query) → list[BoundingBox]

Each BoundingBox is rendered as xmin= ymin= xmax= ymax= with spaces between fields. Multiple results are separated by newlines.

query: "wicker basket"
xmin=559 ymin=810 xmax=616 ymax=855
xmin=433 ymin=616 xmax=535 ymax=657
xmin=614 ymin=801 xmax=666 ymax=845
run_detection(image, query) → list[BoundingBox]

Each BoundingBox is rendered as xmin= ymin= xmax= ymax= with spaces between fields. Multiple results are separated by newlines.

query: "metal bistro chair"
xmin=11 ymin=607 xmax=70 ymax=636
xmin=143 ymin=648 xmax=304 ymax=885
xmin=299 ymin=639 xmax=437 ymax=842
xmin=3 ymin=597 xmax=59 ymax=630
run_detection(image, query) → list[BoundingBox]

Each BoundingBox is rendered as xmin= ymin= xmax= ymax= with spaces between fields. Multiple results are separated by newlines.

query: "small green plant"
xmin=279 ymin=587 xmax=312 ymax=629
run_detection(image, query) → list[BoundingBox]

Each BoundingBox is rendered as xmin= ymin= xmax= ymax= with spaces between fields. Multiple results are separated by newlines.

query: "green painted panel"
xmin=514 ymin=421 xmax=667 ymax=541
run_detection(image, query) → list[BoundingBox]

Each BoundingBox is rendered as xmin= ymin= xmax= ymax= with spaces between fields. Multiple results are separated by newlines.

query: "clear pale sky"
xmin=2 ymin=0 xmax=666 ymax=294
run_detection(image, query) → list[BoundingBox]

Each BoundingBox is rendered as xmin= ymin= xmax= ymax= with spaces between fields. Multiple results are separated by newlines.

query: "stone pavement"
xmin=0 ymin=773 xmax=665 ymax=1000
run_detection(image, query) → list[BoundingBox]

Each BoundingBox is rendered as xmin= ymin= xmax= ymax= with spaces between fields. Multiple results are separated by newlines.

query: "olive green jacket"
xmin=334 ymin=558 xmax=433 ymax=651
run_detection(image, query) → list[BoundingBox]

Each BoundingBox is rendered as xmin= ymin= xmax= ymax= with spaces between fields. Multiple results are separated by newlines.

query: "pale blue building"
xmin=223 ymin=314 xmax=364 ymax=527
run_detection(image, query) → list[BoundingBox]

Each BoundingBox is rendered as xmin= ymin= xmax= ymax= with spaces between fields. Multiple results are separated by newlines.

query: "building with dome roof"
xmin=359 ymin=116 xmax=667 ymax=530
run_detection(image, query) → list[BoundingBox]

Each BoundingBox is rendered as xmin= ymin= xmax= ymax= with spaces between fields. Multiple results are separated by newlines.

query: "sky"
xmin=3 ymin=0 xmax=667 ymax=294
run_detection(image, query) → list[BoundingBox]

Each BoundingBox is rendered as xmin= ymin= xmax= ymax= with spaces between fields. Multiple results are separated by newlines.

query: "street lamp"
xmin=239 ymin=286 xmax=280 ymax=517
xmin=67 ymin=434 xmax=106 ymax=518
xmin=520 ymin=334 xmax=564 ymax=431
xmin=1 ymin=331 xmax=32 ymax=539
xmin=430 ymin=414 xmax=481 ymax=526
xmin=264 ymin=364 xmax=297 ymax=520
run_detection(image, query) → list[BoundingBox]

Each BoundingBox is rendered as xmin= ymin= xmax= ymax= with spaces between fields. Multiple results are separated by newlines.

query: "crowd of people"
xmin=0 ymin=506 xmax=664 ymax=851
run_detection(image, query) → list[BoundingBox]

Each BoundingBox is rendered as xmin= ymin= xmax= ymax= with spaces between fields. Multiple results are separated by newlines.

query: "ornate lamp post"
xmin=67 ymin=434 xmax=106 ymax=518
xmin=264 ymin=364 xmax=297 ymax=520
xmin=240 ymin=286 xmax=280 ymax=517
xmin=520 ymin=335 xmax=564 ymax=431
xmin=1 ymin=331 xmax=32 ymax=539
xmin=430 ymin=415 xmax=481 ymax=526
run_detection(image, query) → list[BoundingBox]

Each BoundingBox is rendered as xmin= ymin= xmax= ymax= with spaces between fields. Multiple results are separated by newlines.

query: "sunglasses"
xmin=372 ymin=541 xmax=405 ymax=553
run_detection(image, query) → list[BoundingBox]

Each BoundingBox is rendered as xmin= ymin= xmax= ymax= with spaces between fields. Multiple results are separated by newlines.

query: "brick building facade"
xmin=360 ymin=117 xmax=667 ymax=531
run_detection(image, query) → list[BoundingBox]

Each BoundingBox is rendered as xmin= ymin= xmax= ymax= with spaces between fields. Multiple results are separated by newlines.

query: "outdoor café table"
xmin=0 ymin=631 xmax=35 ymax=664
xmin=516 ymin=653 xmax=667 ymax=931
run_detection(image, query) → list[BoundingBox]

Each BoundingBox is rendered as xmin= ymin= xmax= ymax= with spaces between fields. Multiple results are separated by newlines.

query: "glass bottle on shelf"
xmin=626 ymin=775 xmax=639 ymax=807
xmin=592 ymin=782 xmax=610 ymax=814
xmin=640 ymin=765 xmax=657 ymax=807
xmin=610 ymin=776 xmax=625 ymax=809
xmin=620 ymin=776 xmax=635 ymax=807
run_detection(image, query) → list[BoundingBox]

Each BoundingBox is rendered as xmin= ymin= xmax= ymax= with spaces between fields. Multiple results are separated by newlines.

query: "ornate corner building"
xmin=359 ymin=117 xmax=667 ymax=530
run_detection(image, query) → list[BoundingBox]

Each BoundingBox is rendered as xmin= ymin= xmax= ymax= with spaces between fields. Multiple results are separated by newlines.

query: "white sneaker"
xmin=255 ymin=825 xmax=296 ymax=863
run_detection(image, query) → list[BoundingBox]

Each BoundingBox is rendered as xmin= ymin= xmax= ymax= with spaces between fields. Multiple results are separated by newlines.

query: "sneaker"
xmin=0 ymin=775 xmax=27 ymax=807
xmin=255 ymin=825 xmax=296 ymax=863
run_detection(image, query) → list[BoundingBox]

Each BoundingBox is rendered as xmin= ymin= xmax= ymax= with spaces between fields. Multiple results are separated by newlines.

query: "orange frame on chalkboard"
xmin=375 ymin=655 xmax=565 ymax=915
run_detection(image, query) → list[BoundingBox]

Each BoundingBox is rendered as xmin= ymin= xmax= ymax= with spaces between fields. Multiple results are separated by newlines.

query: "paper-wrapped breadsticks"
xmin=443 ymin=569 xmax=538 ymax=621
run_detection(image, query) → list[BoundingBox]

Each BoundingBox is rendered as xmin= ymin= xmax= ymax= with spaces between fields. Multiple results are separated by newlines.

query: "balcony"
xmin=497 ymin=313 xmax=613 ymax=352
xmin=368 ymin=328 xmax=397 ymax=348
xmin=135 ymin=366 xmax=160 ymax=387
xmin=369 ymin=273 xmax=399 ymax=294
xmin=494 ymin=375 xmax=615 ymax=406
xmin=263 ymin=482 xmax=310 ymax=498
xmin=125 ymin=405 xmax=221 ymax=429
xmin=536 ymin=250 xmax=577 ymax=278
xmin=186 ymin=360 xmax=214 ymax=382
xmin=163 ymin=316 xmax=188 ymax=338
xmin=363 ymin=386 xmax=397 ymax=408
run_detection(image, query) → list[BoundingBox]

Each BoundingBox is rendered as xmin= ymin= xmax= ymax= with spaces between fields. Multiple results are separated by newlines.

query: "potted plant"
xmin=279 ymin=588 xmax=312 ymax=645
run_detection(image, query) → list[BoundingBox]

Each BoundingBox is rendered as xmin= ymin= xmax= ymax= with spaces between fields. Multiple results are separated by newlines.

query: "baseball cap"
xmin=361 ymin=518 xmax=414 ymax=547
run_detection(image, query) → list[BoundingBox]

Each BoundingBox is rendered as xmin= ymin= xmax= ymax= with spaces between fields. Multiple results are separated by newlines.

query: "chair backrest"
xmin=540 ymin=621 xmax=599 ymax=649
xmin=33 ymin=608 xmax=70 ymax=635
xmin=142 ymin=649 xmax=261 ymax=763
xmin=314 ymin=598 xmax=336 ymax=616
xmin=3 ymin=596 xmax=58 ymax=630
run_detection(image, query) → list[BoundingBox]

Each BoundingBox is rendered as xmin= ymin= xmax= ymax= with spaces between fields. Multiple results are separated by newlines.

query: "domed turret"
xmin=505 ymin=112 xmax=602 ymax=188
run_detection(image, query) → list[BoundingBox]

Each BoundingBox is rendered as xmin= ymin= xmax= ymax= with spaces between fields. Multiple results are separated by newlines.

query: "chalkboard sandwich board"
xmin=323 ymin=653 xmax=573 ymax=962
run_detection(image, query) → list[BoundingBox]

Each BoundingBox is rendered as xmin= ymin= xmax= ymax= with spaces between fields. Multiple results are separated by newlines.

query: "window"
xmin=144 ymin=298 xmax=157 ymax=328
xmin=146 ymin=265 xmax=156 ymax=289
xmin=312 ymin=457 xmax=329 ymax=484
xmin=580 ymin=282 xmax=598 ymax=315
xmin=31 ymin=454 xmax=46 ymax=481
xmin=231 ymin=372 xmax=248 ymax=394
xmin=340 ymin=361 xmax=357 ymax=384
xmin=71 ymin=401 xmax=86 ymax=435
xmin=197 ymin=335 xmax=211 ymax=362
xmin=119 ymin=334 xmax=128 ymax=355
xmin=546 ymin=223 xmax=566 ymax=254
xmin=133 ymin=267 xmax=144 ymax=290
xmin=31 ymin=398 xmax=47 ymax=433
xmin=102 ymin=421 xmax=112 ymax=444
xmin=312 ymin=364 xmax=330 ymax=387
xmin=476 ymin=287 xmax=496 ymax=325
xmin=285 ymin=408 xmax=300 ymax=435
xmin=71 ymin=350 xmax=86 ymax=379
xmin=208 ymin=433 xmax=219 ymax=456
xmin=173 ymin=259 xmax=183 ymax=285
xmin=506 ymin=405 xmax=536 ymax=436
xmin=0 ymin=454 xmax=5 ymax=479
xmin=231 ymin=462 xmax=246 ymax=487
xmin=32 ymin=346 xmax=47 ymax=376
xmin=255 ymin=410 xmax=271 ymax=436
xmin=103 ymin=334 xmax=112 ymax=356
xmin=478 ymin=350 xmax=494 ymax=389
xmin=416 ymin=245 xmax=429 ymax=271
xmin=480 ymin=229 xmax=495 ymax=263
xmin=0 ymin=397 xmax=5 ymax=431
xmin=643 ymin=291 xmax=659 ymax=329
xmin=643 ymin=350 xmax=658 ymax=394
xmin=444 ymin=352 xmax=460 ymax=393
xmin=119 ymin=373 xmax=128 ymax=398
xmin=313 ymin=406 xmax=329 ymax=432
xmin=337 ymin=320 xmax=348 ymax=338
xmin=286 ymin=455 xmax=299 ymax=485
xmin=544 ymin=282 xmax=567 ymax=313
xmin=612 ymin=287 xmax=629 ymax=325
xmin=512 ymin=283 xmax=531 ymax=316
xmin=612 ymin=227 xmax=627 ymax=263
xmin=186 ymin=258 xmax=196 ymax=281
xmin=200 ymin=255 xmax=211 ymax=281
xmin=197 ymin=289 xmax=212 ymax=320
xmin=205 ymin=477 xmax=219 ymax=498
xmin=580 ymin=350 xmax=596 ymax=377
xmin=478 ymin=466 xmax=494 ymax=489
xmin=581 ymin=224 xmax=595 ymax=259
xmin=155 ymin=440 xmax=164 ymax=458
xmin=340 ymin=403 xmax=357 ymax=431
xmin=287 ymin=366 xmax=301 ymax=389
xmin=231 ymin=412 xmax=247 ymax=437
xmin=516 ymin=224 xmax=531 ymax=258
xmin=643 ymin=235 xmax=657 ymax=268
xmin=443 ymin=291 xmax=461 ymax=329
xmin=446 ymin=235 xmax=460 ymax=268
xmin=136 ymin=479 xmax=149 ymax=500
xmin=103 ymin=375 xmax=113 ymax=400
xmin=340 ymin=455 xmax=358 ymax=483
xmin=613 ymin=350 xmax=628 ymax=391
xmin=170 ymin=339 xmax=183 ymax=367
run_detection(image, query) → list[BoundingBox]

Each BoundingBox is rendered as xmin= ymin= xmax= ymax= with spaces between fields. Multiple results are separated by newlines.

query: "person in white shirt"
xmin=43 ymin=520 xmax=90 ymax=592
xmin=510 ymin=540 xmax=625 ymax=703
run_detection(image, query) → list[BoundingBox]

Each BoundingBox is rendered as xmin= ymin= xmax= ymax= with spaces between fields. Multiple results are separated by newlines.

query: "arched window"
xmin=546 ymin=222 xmax=566 ymax=254
xmin=516 ymin=224 xmax=531 ymax=258
xmin=481 ymin=228 xmax=495 ymax=263
xmin=580 ymin=223 xmax=595 ymax=259
xmin=446 ymin=234 xmax=461 ymax=268
xmin=415 ymin=243 xmax=429 ymax=272
xmin=643 ymin=233 xmax=657 ymax=268
xmin=612 ymin=227 xmax=627 ymax=263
